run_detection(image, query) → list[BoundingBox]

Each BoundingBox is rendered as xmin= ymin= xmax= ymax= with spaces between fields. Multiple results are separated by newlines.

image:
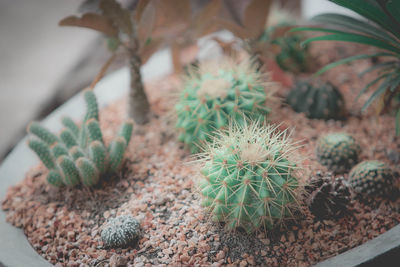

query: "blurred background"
xmin=0 ymin=0 xmax=350 ymax=161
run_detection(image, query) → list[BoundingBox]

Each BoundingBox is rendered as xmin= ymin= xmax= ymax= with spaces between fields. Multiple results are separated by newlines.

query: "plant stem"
xmin=128 ymin=49 xmax=150 ymax=124
xmin=127 ymin=18 xmax=150 ymax=125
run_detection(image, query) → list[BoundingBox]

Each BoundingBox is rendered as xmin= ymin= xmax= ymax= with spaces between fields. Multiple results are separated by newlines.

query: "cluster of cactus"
xmin=286 ymin=80 xmax=346 ymax=120
xmin=198 ymin=122 xmax=303 ymax=233
xmin=316 ymin=133 xmax=360 ymax=174
xmin=175 ymin=56 xmax=274 ymax=153
xmin=305 ymin=172 xmax=351 ymax=219
xmin=259 ymin=23 xmax=310 ymax=73
xmin=349 ymin=160 xmax=396 ymax=197
xmin=101 ymin=215 xmax=140 ymax=248
xmin=27 ymin=90 xmax=133 ymax=187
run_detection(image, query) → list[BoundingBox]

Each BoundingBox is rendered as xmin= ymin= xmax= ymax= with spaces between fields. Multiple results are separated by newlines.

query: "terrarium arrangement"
xmin=1 ymin=0 xmax=400 ymax=266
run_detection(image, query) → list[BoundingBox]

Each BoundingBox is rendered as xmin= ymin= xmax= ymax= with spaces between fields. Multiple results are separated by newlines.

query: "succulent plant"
xmin=101 ymin=215 xmax=140 ymax=248
xmin=349 ymin=160 xmax=396 ymax=198
xmin=316 ymin=133 xmax=360 ymax=174
xmin=27 ymin=90 xmax=133 ymax=187
xmin=286 ymin=80 xmax=346 ymax=120
xmin=305 ymin=172 xmax=351 ymax=219
xmin=198 ymin=121 xmax=303 ymax=233
xmin=259 ymin=23 xmax=310 ymax=73
xmin=175 ymin=56 xmax=275 ymax=153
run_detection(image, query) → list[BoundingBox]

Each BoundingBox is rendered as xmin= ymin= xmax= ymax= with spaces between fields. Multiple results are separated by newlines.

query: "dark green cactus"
xmin=198 ymin=122 xmax=302 ymax=233
xmin=286 ymin=80 xmax=346 ymax=120
xmin=175 ymin=57 xmax=274 ymax=153
xmin=259 ymin=23 xmax=310 ymax=73
xmin=27 ymin=90 xmax=133 ymax=187
xmin=349 ymin=160 xmax=396 ymax=197
xmin=316 ymin=133 xmax=360 ymax=174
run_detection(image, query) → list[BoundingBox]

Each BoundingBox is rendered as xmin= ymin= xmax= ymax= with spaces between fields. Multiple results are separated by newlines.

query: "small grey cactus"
xmin=101 ymin=215 xmax=140 ymax=248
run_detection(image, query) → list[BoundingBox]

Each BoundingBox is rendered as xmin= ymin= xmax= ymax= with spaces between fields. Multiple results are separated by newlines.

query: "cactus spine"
xmin=175 ymin=56 xmax=275 ymax=153
xmin=198 ymin=121 xmax=303 ymax=233
xmin=27 ymin=90 xmax=133 ymax=187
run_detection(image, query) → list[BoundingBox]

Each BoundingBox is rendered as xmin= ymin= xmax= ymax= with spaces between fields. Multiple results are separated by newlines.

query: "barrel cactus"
xmin=175 ymin=57 xmax=274 ymax=153
xmin=286 ymin=80 xmax=345 ymax=120
xmin=27 ymin=90 xmax=133 ymax=187
xmin=198 ymin=122 xmax=303 ymax=233
xmin=101 ymin=215 xmax=141 ymax=248
xmin=349 ymin=160 xmax=396 ymax=197
xmin=316 ymin=133 xmax=360 ymax=174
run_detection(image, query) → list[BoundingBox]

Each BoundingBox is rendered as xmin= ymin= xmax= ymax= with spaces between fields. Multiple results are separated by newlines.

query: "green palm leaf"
xmin=362 ymin=73 xmax=397 ymax=111
xmin=311 ymin=13 xmax=399 ymax=45
xmin=315 ymin=53 xmax=395 ymax=75
xmin=328 ymin=0 xmax=400 ymax=37
xmin=302 ymin=33 xmax=400 ymax=54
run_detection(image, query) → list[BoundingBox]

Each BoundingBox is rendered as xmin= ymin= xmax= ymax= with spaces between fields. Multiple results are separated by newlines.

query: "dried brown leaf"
xmin=243 ymin=0 xmax=272 ymax=38
xmin=99 ymin=0 xmax=132 ymax=35
xmin=139 ymin=38 xmax=163 ymax=64
xmin=137 ymin=0 xmax=157 ymax=49
xmin=171 ymin=42 xmax=183 ymax=74
xmin=192 ymin=0 xmax=223 ymax=37
xmin=59 ymin=13 xmax=118 ymax=37
xmin=134 ymin=0 xmax=151 ymax=22
xmin=89 ymin=53 xmax=117 ymax=90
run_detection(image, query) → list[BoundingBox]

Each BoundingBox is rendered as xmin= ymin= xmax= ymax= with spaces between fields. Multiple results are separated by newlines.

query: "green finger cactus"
xmin=286 ymin=80 xmax=346 ymax=120
xmin=316 ymin=133 xmax=360 ymax=174
xmin=27 ymin=90 xmax=134 ymax=187
xmin=198 ymin=121 xmax=303 ymax=233
xmin=349 ymin=160 xmax=396 ymax=197
xmin=175 ymin=56 xmax=275 ymax=154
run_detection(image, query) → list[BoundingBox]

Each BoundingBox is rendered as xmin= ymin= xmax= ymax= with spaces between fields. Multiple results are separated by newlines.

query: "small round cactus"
xmin=101 ymin=215 xmax=141 ymax=248
xmin=349 ymin=160 xmax=396 ymax=197
xmin=286 ymin=80 xmax=345 ymax=120
xmin=316 ymin=133 xmax=360 ymax=174
xmin=175 ymin=56 xmax=275 ymax=153
xmin=198 ymin=121 xmax=303 ymax=233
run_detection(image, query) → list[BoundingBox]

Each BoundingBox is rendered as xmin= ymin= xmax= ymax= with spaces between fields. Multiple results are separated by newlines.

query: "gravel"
xmin=2 ymin=42 xmax=400 ymax=266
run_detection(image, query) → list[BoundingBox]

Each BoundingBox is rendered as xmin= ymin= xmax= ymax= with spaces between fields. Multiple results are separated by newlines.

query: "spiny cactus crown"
xmin=27 ymin=90 xmax=133 ymax=187
xmin=101 ymin=215 xmax=141 ymax=248
xmin=175 ymin=56 xmax=275 ymax=154
xmin=316 ymin=132 xmax=360 ymax=174
xmin=286 ymin=80 xmax=345 ymax=120
xmin=349 ymin=160 xmax=395 ymax=197
xmin=198 ymin=121 xmax=303 ymax=233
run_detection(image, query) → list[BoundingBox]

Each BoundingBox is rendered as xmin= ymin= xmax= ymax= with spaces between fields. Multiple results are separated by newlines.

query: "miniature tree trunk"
xmin=128 ymin=49 xmax=150 ymax=124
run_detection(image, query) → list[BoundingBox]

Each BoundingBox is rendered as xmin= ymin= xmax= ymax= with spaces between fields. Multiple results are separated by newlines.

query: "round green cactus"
xmin=198 ymin=122 xmax=303 ymax=233
xmin=316 ymin=133 xmax=360 ymax=174
xmin=349 ymin=160 xmax=396 ymax=197
xmin=286 ymin=80 xmax=346 ymax=120
xmin=175 ymin=57 xmax=274 ymax=153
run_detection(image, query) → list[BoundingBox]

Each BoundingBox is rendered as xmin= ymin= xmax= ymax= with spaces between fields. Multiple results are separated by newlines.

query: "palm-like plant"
xmin=293 ymin=0 xmax=400 ymax=135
